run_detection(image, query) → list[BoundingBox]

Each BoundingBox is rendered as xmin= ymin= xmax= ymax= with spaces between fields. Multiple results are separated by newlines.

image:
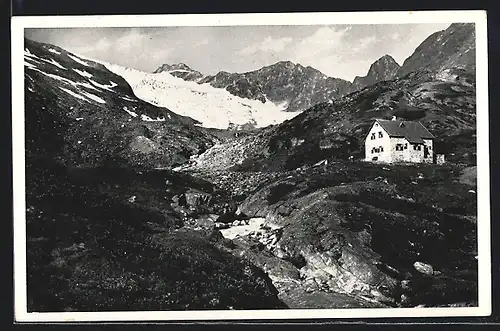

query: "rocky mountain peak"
xmin=367 ymin=55 xmax=400 ymax=75
xmin=153 ymin=62 xmax=204 ymax=81
xmin=352 ymin=54 xmax=401 ymax=90
xmin=396 ymin=23 xmax=475 ymax=77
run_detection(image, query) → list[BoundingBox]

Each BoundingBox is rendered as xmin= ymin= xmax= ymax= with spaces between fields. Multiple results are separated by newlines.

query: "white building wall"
xmin=389 ymin=138 xmax=433 ymax=163
xmin=364 ymin=122 xmax=391 ymax=162
xmin=389 ymin=137 xmax=412 ymax=163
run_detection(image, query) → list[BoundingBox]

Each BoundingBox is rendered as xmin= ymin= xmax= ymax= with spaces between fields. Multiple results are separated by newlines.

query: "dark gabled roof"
xmin=374 ymin=119 xmax=435 ymax=144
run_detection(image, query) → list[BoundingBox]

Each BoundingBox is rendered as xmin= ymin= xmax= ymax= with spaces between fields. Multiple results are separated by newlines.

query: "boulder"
xmin=184 ymin=190 xmax=212 ymax=208
xmin=413 ymin=261 xmax=434 ymax=275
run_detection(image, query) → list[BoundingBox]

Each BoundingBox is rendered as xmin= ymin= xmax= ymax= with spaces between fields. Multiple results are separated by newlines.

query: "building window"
xmin=371 ymin=133 xmax=376 ymax=140
xmin=378 ymin=132 xmax=383 ymax=138
xmin=404 ymin=143 xmax=408 ymax=149
xmin=396 ymin=144 xmax=404 ymax=151
xmin=413 ymin=144 xmax=422 ymax=151
xmin=380 ymin=146 xmax=384 ymax=152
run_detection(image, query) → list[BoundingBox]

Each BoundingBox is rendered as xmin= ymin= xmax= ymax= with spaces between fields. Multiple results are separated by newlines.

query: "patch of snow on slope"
xmin=58 ymin=86 xmax=105 ymax=105
xmin=67 ymin=54 xmax=90 ymax=66
xmin=123 ymin=107 xmax=138 ymax=117
xmin=24 ymin=48 xmax=34 ymax=56
xmin=26 ymin=63 xmax=98 ymax=92
xmin=74 ymin=68 xmax=93 ymax=78
xmin=48 ymin=48 xmax=61 ymax=55
xmin=97 ymin=60 xmax=301 ymax=129
xmin=141 ymin=114 xmax=165 ymax=122
xmin=25 ymin=50 xmax=66 ymax=70
xmin=121 ymin=96 xmax=137 ymax=102
xmin=24 ymin=59 xmax=37 ymax=69
xmin=77 ymin=82 xmax=99 ymax=91
xmin=167 ymin=69 xmax=190 ymax=73
xmin=46 ymin=58 xmax=66 ymax=70
xmin=59 ymin=86 xmax=89 ymax=102
xmin=24 ymin=55 xmax=103 ymax=94
xmin=89 ymin=79 xmax=117 ymax=91
xmin=81 ymin=90 xmax=106 ymax=104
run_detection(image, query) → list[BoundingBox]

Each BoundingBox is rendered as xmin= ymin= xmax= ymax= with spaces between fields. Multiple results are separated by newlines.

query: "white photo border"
xmin=12 ymin=10 xmax=491 ymax=322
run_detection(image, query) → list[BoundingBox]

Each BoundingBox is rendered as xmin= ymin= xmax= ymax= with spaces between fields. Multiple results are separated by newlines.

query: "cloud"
xmin=238 ymin=36 xmax=293 ymax=56
xmin=350 ymin=35 xmax=377 ymax=53
xmin=390 ymin=32 xmax=400 ymax=40
xmin=291 ymin=26 xmax=349 ymax=62
xmin=195 ymin=38 xmax=210 ymax=47
xmin=115 ymin=29 xmax=150 ymax=52
xmin=65 ymin=37 xmax=113 ymax=56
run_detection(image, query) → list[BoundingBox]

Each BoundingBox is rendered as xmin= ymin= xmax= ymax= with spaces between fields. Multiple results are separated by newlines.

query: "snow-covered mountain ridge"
xmin=94 ymin=60 xmax=302 ymax=130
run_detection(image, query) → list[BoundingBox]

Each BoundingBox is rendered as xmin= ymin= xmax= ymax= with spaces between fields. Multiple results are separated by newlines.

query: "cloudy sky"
xmin=25 ymin=23 xmax=451 ymax=81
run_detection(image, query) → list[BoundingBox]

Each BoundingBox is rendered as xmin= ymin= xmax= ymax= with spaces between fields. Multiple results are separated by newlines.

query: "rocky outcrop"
xmin=153 ymin=63 xmax=204 ymax=81
xmin=352 ymin=55 xmax=401 ymax=90
xmin=24 ymin=38 xmax=216 ymax=169
xmin=226 ymin=77 xmax=267 ymax=103
xmin=226 ymin=162 xmax=478 ymax=308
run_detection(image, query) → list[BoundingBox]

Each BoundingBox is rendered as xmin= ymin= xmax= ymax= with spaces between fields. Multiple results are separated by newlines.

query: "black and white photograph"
xmin=12 ymin=10 xmax=490 ymax=322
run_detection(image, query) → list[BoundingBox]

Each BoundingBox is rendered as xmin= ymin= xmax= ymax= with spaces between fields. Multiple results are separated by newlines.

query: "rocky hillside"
xmin=182 ymin=68 xmax=476 ymax=173
xmin=167 ymin=22 xmax=478 ymax=309
xmin=153 ymin=62 xmax=204 ymax=81
xmin=26 ymin=157 xmax=287 ymax=311
xmin=352 ymin=55 xmax=401 ymax=91
xmin=24 ymin=38 xmax=218 ymax=169
xmin=174 ymin=66 xmax=478 ymax=307
xmin=24 ymin=38 xmax=287 ymax=312
xmin=397 ymin=23 xmax=475 ymax=78
xmin=191 ymin=161 xmax=477 ymax=308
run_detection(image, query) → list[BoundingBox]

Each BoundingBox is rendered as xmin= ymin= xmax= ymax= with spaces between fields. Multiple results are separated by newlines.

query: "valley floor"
xmin=25 ymin=153 xmax=479 ymax=311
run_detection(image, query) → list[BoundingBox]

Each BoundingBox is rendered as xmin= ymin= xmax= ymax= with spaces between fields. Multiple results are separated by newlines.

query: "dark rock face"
xmin=226 ymin=77 xmax=267 ymax=103
xmin=352 ymin=55 xmax=401 ymax=90
xmin=172 ymin=61 xmax=352 ymax=112
xmin=153 ymin=63 xmax=204 ymax=81
xmin=396 ymin=23 xmax=476 ymax=78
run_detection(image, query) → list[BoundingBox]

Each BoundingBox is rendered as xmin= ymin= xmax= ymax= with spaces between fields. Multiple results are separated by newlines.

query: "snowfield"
xmin=25 ymin=46 xmax=302 ymax=128
xmin=95 ymin=60 xmax=302 ymax=129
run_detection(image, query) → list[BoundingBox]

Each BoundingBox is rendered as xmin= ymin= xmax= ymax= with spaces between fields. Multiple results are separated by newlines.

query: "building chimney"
xmin=391 ymin=115 xmax=397 ymax=121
